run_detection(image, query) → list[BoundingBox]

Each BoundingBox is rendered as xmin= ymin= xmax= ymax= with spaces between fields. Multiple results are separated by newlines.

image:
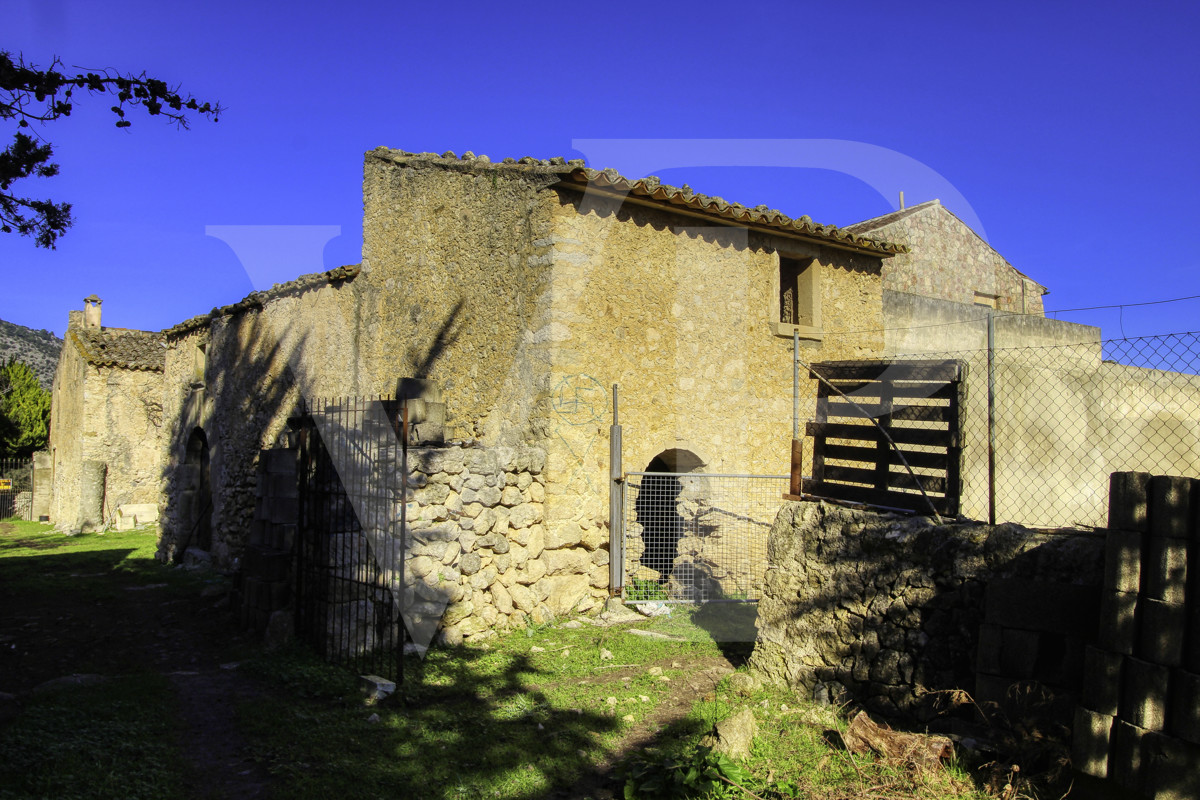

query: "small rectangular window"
xmin=780 ymin=257 xmax=817 ymax=328
xmin=973 ymin=291 xmax=999 ymax=309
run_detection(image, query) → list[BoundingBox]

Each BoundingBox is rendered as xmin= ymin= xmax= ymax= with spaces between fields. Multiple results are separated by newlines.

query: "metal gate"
xmin=294 ymin=396 xmax=407 ymax=680
xmin=621 ymin=472 xmax=788 ymax=603
xmin=0 ymin=458 xmax=32 ymax=521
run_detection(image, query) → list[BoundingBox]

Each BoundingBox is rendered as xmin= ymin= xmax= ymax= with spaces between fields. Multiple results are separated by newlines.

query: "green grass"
xmin=236 ymin=617 xmax=721 ymax=799
xmin=0 ymin=525 xmax=994 ymax=799
xmin=235 ymin=609 xmax=989 ymax=800
xmin=0 ymin=520 xmax=192 ymax=597
xmin=0 ymin=673 xmax=186 ymax=800
xmin=0 ymin=521 xmax=206 ymax=799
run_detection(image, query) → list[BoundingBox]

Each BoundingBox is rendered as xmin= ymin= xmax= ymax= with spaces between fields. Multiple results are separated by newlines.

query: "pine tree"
xmin=0 ymin=358 xmax=50 ymax=457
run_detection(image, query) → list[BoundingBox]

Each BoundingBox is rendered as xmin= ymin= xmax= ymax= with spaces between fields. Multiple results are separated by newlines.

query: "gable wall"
xmin=866 ymin=206 xmax=1044 ymax=314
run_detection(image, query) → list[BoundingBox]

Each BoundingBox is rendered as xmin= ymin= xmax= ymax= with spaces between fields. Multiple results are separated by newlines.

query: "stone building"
xmin=48 ymin=296 xmax=164 ymax=532
xmin=52 ymin=147 xmax=1138 ymax=637
xmin=146 ymin=150 xmax=911 ymax=626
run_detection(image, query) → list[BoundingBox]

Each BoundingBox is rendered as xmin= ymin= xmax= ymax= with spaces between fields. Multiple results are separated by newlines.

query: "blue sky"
xmin=2 ymin=0 xmax=1198 ymax=339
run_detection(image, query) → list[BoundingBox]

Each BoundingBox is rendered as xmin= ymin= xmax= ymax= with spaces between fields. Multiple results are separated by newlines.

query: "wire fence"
xmin=0 ymin=458 xmax=32 ymax=520
xmin=623 ymin=472 xmax=789 ymax=602
xmin=845 ymin=330 xmax=1200 ymax=528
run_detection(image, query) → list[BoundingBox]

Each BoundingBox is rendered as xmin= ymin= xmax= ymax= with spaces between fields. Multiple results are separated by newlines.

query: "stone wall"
xmin=1072 ymin=473 xmax=1200 ymax=798
xmin=849 ymin=201 xmax=1045 ymax=314
xmin=538 ymin=185 xmax=890 ymax=564
xmin=48 ymin=333 xmax=163 ymax=532
xmin=288 ymin=440 xmax=606 ymax=648
xmin=158 ymin=274 xmax=365 ymax=566
xmin=47 ymin=330 xmax=86 ymax=527
xmin=403 ymin=442 xmax=609 ymax=643
xmin=749 ymin=500 xmax=1104 ymax=723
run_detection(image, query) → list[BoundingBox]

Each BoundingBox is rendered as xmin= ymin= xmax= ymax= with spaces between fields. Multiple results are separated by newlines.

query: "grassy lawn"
xmin=0 ymin=521 xmax=197 ymax=799
xmin=0 ymin=523 xmax=992 ymax=800
xmin=236 ymin=609 xmax=988 ymax=800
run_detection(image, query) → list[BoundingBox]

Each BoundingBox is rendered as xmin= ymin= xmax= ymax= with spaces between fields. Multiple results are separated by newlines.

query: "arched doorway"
xmin=180 ymin=428 xmax=213 ymax=555
xmin=634 ymin=449 xmax=704 ymax=586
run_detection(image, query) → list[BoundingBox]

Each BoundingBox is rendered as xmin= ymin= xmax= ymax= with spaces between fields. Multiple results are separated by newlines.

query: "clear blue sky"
xmin=3 ymin=0 xmax=1198 ymax=340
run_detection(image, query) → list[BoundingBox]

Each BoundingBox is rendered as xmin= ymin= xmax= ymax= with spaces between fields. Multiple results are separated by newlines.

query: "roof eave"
xmin=555 ymin=179 xmax=904 ymax=258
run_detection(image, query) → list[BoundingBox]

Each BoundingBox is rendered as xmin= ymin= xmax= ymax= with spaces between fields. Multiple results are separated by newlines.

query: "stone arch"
xmin=635 ymin=448 xmax=705 ymax=584
xmin=179 ymin=427 xmax=213 ymax=555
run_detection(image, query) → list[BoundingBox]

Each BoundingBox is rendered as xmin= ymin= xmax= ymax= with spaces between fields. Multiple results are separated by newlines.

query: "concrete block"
xmin=976 ymin=623 xmax=1003 ymax=675
xmin=1142 ymin=731 xmax=1200 ymax=800
xmin=1121 ymin=657 xmax=1169 ymax=731
xmin=1138 ymin=599 xmax=1185 ymax=667
xmin=1169 ymin=669 xmax=1200 ymax=744
xmin=1188 ymin=606 xmax=1200 ymax=673
xmin=1071 ymin=706 xmax=1114 ymax=778
xmin=1103 ymin=529 xmax=1142 ymax=594
xmin=1143 ymin=537 xmax=1188 ymax=604
xmin=261 ymin=448 xmax=297 ymax=474
xmin=271 ymin=523 xmax=297 ymax=552
xmin=1110 ymin=471 xmax=1151 ymax=533
xmin=266 ymin=496 xmax=298 ymax=524
xmin=1149 ymin=476 xmax=1194 ymax=540
xmin=1081 ymin=646 xmax=1123 ymax=716
xmin=1110 ymin=720 xmax=1148 ymax=792
xmin=1098 ymin=591 xmax=1139 ymax=655
xmin=984 ymin=578 xmax=1100 ymax=637
xmin=359 ymin=674 xmax=396 ymax=701
xmin=266 ymin=473 xmax=299 ymax=500
xmin=245 ymin=546 xmax=291 ymax=583
xmin=1006 ymin=628 xmax=1044 ymax=679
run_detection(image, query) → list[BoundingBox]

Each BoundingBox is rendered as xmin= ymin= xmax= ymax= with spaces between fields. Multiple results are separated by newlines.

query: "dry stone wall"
xmin=402 ymin=442 xmax=610 ymax=643
xmin=749 ymin=500 xmax=1104 ymax=723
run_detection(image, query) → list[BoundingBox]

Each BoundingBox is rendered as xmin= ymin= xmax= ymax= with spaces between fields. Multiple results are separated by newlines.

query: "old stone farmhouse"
xmin=49 ymin=295 xmax=164 ymax=532
xmin=48 ymin=148 xmax=1086 ymax=631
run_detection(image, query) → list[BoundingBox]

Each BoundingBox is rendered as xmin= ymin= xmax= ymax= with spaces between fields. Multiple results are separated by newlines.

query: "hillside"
xmin=0 ymin=319 xmax=62 ymax=390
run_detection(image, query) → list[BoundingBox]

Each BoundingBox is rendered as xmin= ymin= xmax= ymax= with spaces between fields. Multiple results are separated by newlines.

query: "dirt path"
xmin=0 ymin=542 xmax=273 ymax=799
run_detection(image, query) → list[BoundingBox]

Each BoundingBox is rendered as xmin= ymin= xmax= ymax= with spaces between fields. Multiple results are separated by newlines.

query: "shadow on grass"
xmin=238 ymin=642 xmax=627 ymax=800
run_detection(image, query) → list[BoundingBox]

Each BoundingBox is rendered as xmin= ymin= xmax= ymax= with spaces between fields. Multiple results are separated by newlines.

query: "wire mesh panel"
xmin=295 ymin=396 xmax=406 ymax=681
xmin=623 ymin=472 xmax=788 ymax=603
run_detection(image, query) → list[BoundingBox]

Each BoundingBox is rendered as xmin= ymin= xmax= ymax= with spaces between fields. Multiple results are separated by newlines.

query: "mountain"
xmin=0 ymin=319 xmax=62 ymax=390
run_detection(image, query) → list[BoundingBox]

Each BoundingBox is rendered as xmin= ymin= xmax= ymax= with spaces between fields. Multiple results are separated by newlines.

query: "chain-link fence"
xmin=846 ymin=330 xmax=1200 ymax=528
xmin=623 ymin=472 xmax=788 ymax=602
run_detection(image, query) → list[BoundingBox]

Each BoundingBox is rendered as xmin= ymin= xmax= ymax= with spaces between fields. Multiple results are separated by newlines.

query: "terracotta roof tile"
xmin=369 ymin=148 xmax=907 ymax=257
xmin=71 ymin=328 xmax=164 ymax=372
xmin=163 ymin=264 xmax=361 ymax=337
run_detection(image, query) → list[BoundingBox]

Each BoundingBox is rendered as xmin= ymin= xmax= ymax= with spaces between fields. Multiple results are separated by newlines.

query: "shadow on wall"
xmin=158 ymin=312 xmax=313 ymax=566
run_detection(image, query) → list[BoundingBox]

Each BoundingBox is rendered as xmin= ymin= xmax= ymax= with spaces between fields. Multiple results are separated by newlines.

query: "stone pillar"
xmin=79 ymin=460 xmax=107 ymax=531
xmin=31 ymin=451 xmax=51 ymax=521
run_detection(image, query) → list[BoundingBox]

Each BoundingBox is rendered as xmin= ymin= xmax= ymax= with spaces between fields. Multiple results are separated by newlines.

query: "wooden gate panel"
xmin=805 ymin=359 xmax=964 ymax=516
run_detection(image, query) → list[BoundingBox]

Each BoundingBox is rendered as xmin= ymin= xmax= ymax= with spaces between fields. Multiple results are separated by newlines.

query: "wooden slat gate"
xmin=804 ymin=359 xmax=964 ymax=516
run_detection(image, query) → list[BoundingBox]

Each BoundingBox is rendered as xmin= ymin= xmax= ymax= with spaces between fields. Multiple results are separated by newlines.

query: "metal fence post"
xmin=608 ymin=384 xmax=624 ymax=595
xmin=986 ymin=311 xmax=997 ymax=526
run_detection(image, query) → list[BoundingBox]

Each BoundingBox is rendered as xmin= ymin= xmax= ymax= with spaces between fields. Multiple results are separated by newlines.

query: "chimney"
xmin=83 ymin=295 xmax=102 ymax=329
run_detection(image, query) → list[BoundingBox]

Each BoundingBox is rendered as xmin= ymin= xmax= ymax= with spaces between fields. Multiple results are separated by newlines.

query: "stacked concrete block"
xmin=1072 ymin=472 xmax=1200 ymax=798
xmin=975 ymin=576 xmax=1099 ymax=726
xmin=239 ymin=448 xmax=298 ymax=634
